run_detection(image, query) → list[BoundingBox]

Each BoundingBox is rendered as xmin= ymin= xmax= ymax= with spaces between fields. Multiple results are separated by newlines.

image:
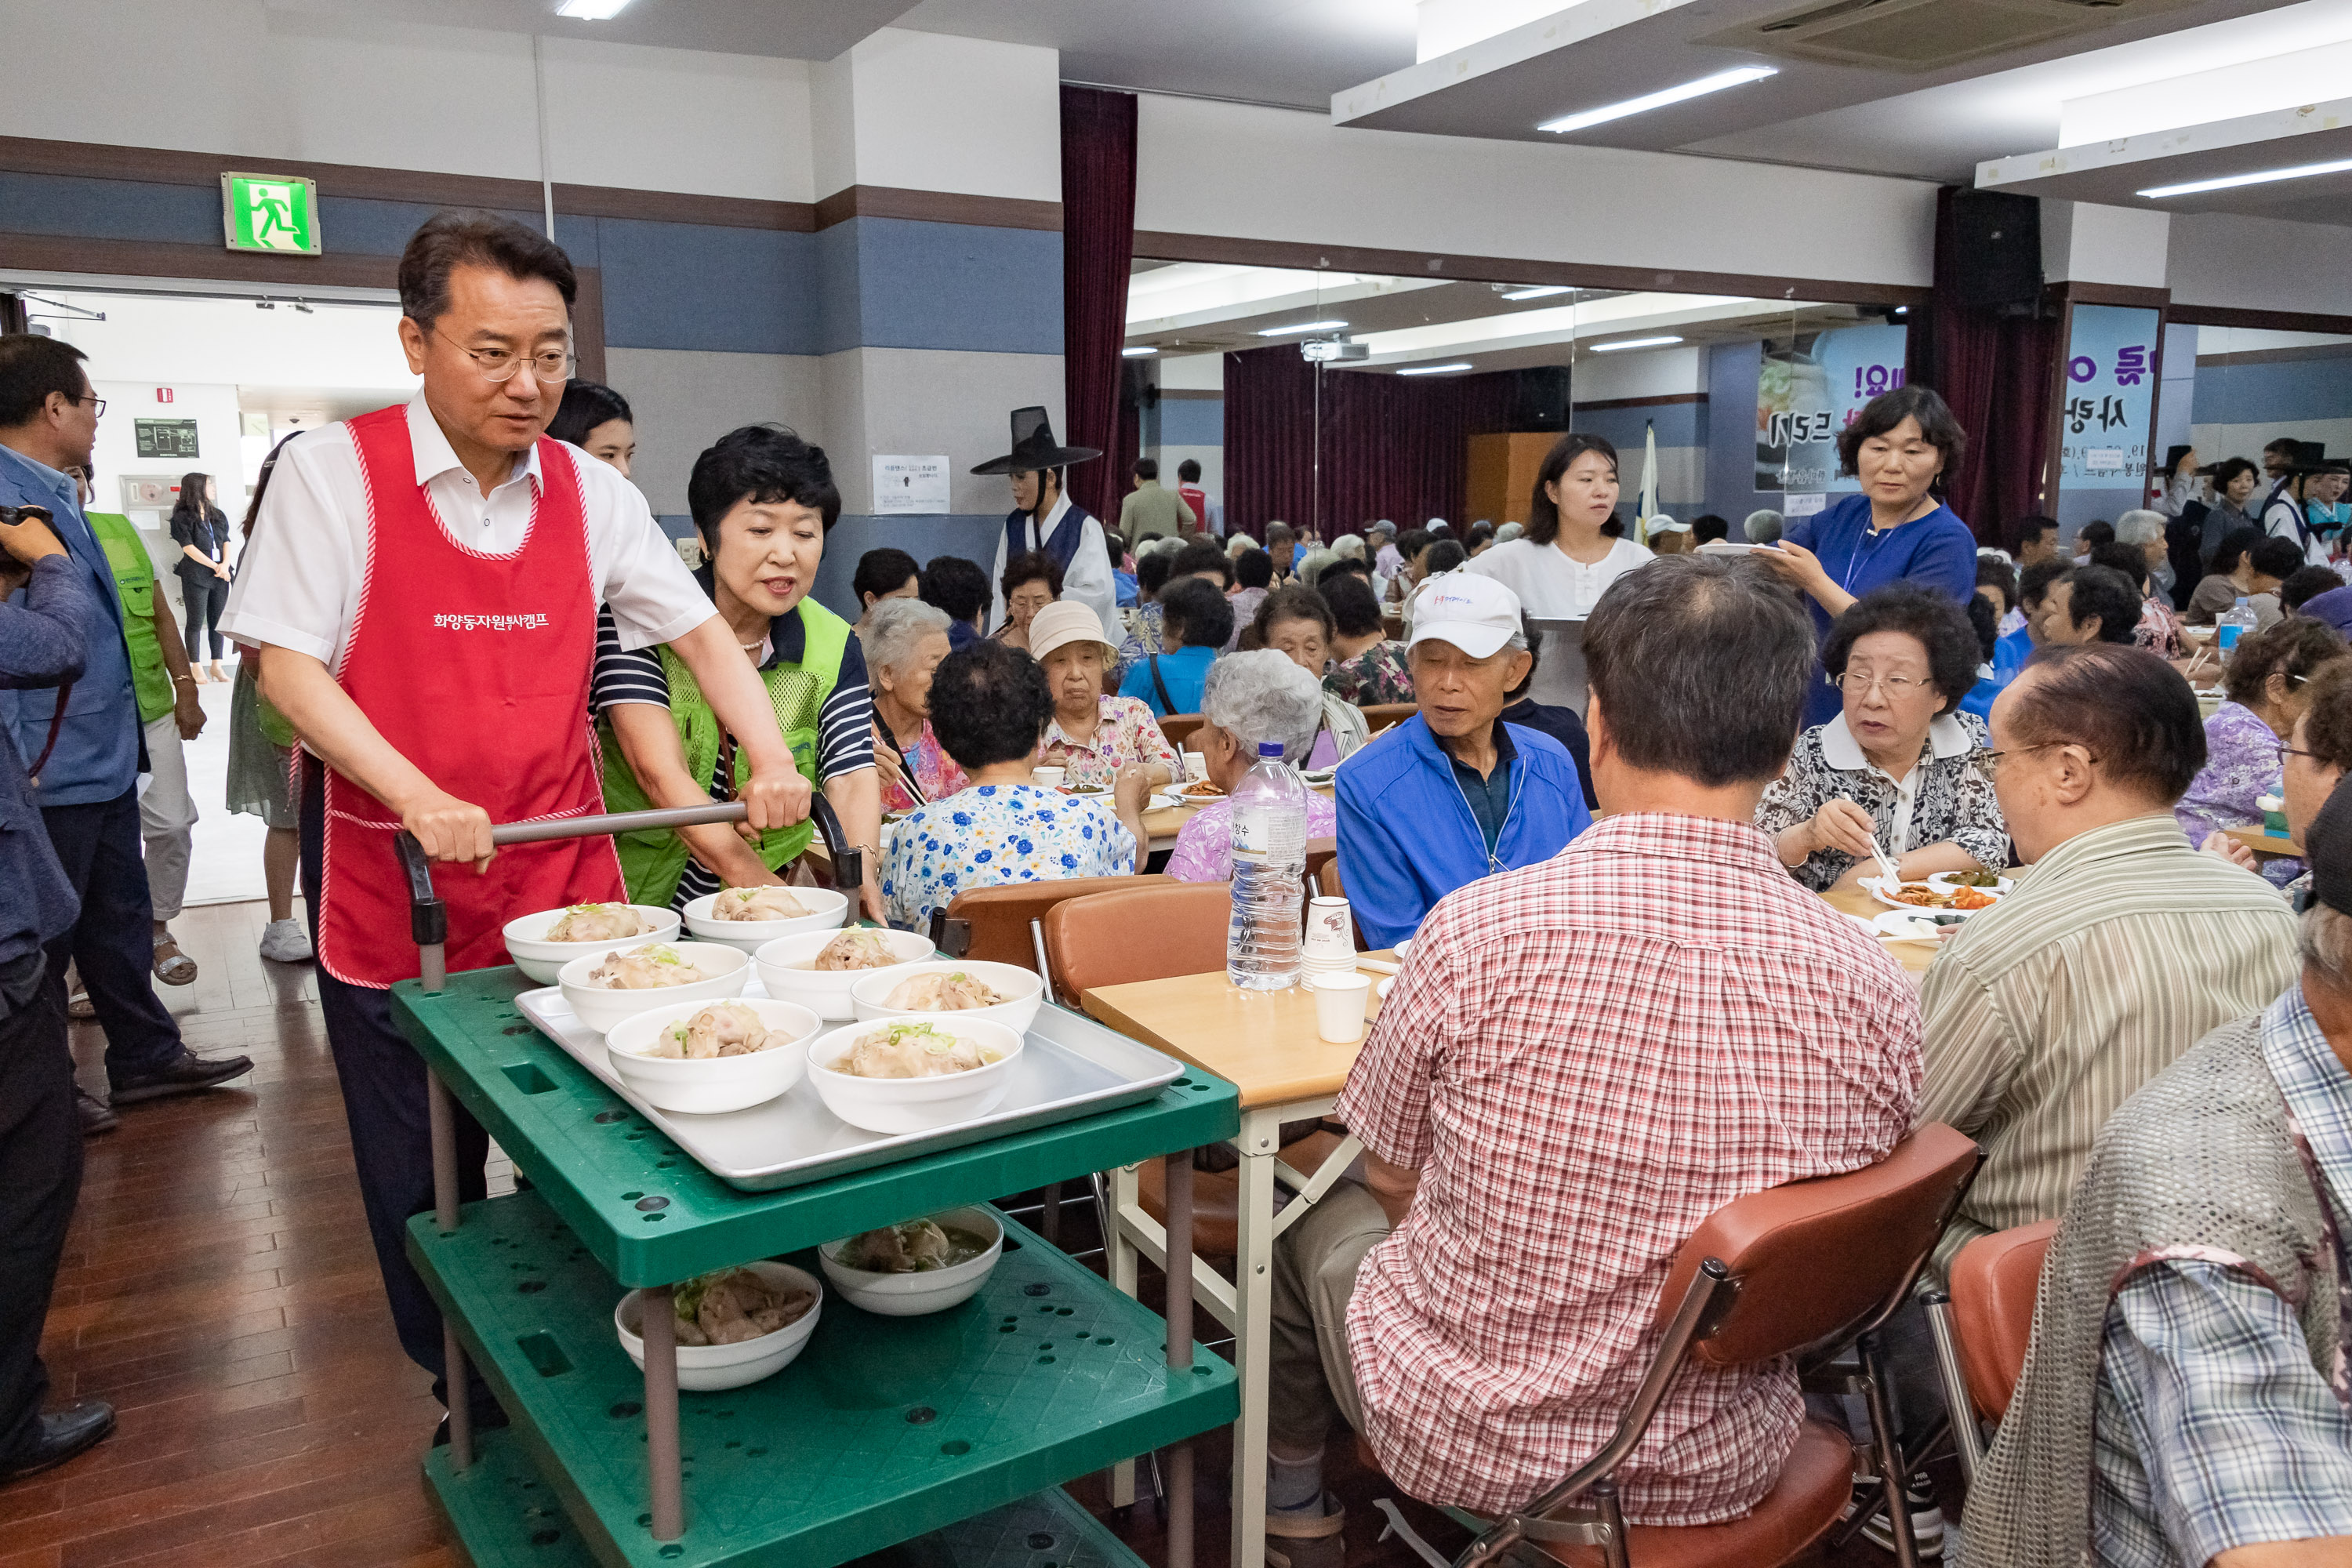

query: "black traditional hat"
xmin=2288 ymin=441 xmax=2342 ymax=475
xmin=971 ymin=406 xmax=1101 ymax=476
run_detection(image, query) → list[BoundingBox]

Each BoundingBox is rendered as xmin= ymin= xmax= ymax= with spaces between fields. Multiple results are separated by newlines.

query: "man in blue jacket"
xmin=1337 ymin=572 xmax=1591 ymax=948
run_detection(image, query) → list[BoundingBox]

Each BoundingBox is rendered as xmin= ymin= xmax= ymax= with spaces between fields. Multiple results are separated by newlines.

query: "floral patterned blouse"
xmin=1165 ymin=791 xmax=1340 ymax=884
xmin=877 ymin=717 xmax=968 ymax=814
xmin=1325 ymin=640 xmax=1414 ymax=706
xmin=2133 ymin=597 xmax=2187 ymax=661
xmin=882 ymin=782 xmax=1138 ymax=931
xmin=1045 ymin=695 xmax=1181 ymax=789
xmin=1753 ymin=710 xmax=2009 ymax=891
xmin=2176 ymin=700 xmax=2299 ymax=887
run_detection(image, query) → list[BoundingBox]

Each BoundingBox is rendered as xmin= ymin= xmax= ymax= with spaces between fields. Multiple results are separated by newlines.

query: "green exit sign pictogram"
xmin=221 ymin=172 xmax=321 ymax=256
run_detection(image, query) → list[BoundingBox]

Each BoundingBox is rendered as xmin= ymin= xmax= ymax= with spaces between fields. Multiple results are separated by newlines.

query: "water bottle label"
xmin=2219 ymin=624 xmax=2243 ymax=652
xmin=1232 ymin=805 xmax=1305 ymax=864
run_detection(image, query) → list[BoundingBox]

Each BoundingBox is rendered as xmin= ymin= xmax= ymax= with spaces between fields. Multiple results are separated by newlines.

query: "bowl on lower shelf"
xmin=556 ymin=942 xmax=750 ymax=1036
xmin=503 ymin=905 xmax=682 ymax=985
xmin=846 ymin=959 xmax=1044 ymax=1035
xmin=603 ymin=995 xmax=822 ymax=1114
xmin=753 ymin=927 xmax=939 ymax=1021
xmin=818 ymin=1206 xmax=1005 ymax=1316
xmin=682 ymin=887 xmax=850 ymax=953
xmin=613 ymin=1261 xmax=823 ymax=1391
xmin=804 ymin=1016 xmax=1025 ymax=1134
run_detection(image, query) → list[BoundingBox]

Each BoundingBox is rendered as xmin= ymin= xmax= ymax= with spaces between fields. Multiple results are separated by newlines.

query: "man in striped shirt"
xmin=1917 ymin=643 xmax=2298 ymax=1279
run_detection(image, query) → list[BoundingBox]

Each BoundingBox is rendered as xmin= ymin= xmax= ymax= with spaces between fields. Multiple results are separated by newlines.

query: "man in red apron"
xmin=220 ymin=213 xmax=808 ymax=1436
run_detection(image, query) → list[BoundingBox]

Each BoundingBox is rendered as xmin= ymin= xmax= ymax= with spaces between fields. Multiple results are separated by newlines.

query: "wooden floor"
xmin=5 ymin=901 xmax=1904 ymax=1567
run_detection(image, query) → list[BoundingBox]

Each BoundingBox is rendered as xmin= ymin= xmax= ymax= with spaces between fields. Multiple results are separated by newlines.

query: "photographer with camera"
xmin=0 ymin=336 xmax=251 ymax=1135
xmin=0 ymin=499 xmax=115 ymax=1478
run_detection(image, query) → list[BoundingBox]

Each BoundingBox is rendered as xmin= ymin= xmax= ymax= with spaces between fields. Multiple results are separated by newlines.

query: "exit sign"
xmin=221 ymin=172 xmax=321 ymax=256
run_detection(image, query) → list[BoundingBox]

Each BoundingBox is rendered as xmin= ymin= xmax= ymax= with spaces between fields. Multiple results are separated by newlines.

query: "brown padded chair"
xmin=931 ymin=875 xmax=1165 ymax=968
xmin=1042 ymin=881 xmax=1347 ymax=1254
xmin=1359 ymin=701 xmax=1417 ymax=734
xmin=1303 ymin=837 xmax=1337 ymax=898
xmin=1949 ymin=1220 xmax=2056 ymax=1422
xmin=1428 ymin=1123 xmax=1983 ymax=1568
xmin=1159 ymin=713 xmax=1207 ymax=752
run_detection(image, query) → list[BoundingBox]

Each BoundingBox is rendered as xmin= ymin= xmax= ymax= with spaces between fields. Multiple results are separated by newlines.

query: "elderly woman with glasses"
xmin=1032 ymin=601 xmax=1179 ymax=791
xmin=1755 ymin=584 xmax=2009 ymax=892
xmin=1165 ymin=651 xmax=1340 ymax=883
xmin=2176 ymin=615 xmax=2347 ymax=886
xmin=860 ymin=596 xmax=967 ymax=812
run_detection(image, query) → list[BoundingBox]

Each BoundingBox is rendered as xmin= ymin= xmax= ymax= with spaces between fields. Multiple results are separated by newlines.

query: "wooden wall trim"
xmin=1134 ymin=230 xmax=1931 ymax=309
xmin=2168 ymin=303 xmax=2352 ymax=336
xmin=1573 ymin=392 xmax=1708 ymax=412
xmin=2045 ymin=281 xmax=2170 ymax=309
xmin=811 ymin=185 xmax=1064 ymax=232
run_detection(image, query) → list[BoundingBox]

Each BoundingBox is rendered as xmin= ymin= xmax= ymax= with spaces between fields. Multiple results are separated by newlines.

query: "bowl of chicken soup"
xmin=503 ymin=902 xmax=682 ymax=985
xmin=557 ymin=940 xmax=749 ymax=1036
xmin=846 ymin=960 xmax=1042 ymax=1035
xmin=754 ymin=927 xmax=938 ymax=1022
xmin=603 ymin=996 xmax=819 ymax=1114
xmin=682 ymin=885 xmax=849 ymax=953
xmin=804 ymin=1015 xmax=1024 ymax=1134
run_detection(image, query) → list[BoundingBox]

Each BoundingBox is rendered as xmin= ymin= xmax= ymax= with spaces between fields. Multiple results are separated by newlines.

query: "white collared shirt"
xmin=990 ymin=489 xmax=1116 ymax=642
xmin=223 ymin=394 xmax=711 ymax=670
xmin=1820 ymin=711 xmax=1973 ymax=851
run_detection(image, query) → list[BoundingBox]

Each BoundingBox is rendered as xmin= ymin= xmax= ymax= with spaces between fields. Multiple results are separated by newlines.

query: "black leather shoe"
xmin=74 ymin=1086 xmax=119 ymax=1137
xmin=107 ymin=1048 xmax=254 ymax=1105
xmin=2 ymin=1399 xmax=115 ymax=1479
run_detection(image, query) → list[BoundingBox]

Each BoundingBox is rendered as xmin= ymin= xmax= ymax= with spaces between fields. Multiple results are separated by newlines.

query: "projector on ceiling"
xmin=1301 ymin=339 xmax=1370 ymax=363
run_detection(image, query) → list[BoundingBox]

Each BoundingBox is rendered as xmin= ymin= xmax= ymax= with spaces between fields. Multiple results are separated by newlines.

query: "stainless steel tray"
xmin=515 ymin=981 xmax=1186 ymax=1192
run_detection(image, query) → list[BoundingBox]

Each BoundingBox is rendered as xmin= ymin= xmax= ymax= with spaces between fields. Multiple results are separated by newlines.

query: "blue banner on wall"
xmin=1755 ymin=323 xmax=1910 ymax=494
xmin=2058 ymin=305 xmax=2159 ymax=486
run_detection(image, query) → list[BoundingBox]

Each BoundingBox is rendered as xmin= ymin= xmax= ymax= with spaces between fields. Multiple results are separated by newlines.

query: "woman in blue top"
xmin=1759 ymin=385 xmax=1979 ymax=727
xmin=1117 ymin=575 xmax=1230 ymax=717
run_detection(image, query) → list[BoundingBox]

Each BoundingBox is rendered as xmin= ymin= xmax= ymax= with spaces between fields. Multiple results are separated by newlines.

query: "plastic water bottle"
xmin=1227 ymin=742 xmax=1308 ymax=991
xmin=2218 ymin=597 xmax=2257 ymax=652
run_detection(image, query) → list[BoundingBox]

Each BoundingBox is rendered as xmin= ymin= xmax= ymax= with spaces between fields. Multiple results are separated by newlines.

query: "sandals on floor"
xmin=67 ymin=991 xmax=96 ymax=1019
xmin=153 ymin=935 xmax=198 ymax=986
xmin=1265 ymin=1494 xmax=1347 ymax=1568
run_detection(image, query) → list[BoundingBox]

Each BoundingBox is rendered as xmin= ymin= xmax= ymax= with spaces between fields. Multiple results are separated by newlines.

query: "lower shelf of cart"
xmin=408 ymin=1190 xmax=1233 ymax=1568
xmin=424 ymin=1429 xmax=1152 ymax=1568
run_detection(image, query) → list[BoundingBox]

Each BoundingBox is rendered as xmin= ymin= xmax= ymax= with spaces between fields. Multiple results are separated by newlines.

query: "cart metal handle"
xmin=397 ymin=792 xmax=867 ymax=993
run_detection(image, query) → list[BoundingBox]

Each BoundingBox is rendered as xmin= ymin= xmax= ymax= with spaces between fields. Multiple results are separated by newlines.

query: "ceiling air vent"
xmin=1697 ymin=0 xmax=2192 ymax=72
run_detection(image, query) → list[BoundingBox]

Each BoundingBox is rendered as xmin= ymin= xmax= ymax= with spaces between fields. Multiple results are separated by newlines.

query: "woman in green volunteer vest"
xmin=80 ymin=489 xmax=209 ymax=983
xmin=598 ymin=425 xmax=883 ymax=919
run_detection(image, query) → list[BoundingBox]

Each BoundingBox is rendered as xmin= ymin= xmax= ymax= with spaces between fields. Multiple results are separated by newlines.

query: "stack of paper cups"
xmin=1301 ymin=895 xmax=1356 ymax=981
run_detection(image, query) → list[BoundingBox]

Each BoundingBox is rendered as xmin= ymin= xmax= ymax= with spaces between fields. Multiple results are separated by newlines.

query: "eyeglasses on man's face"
xmin=1973 ymin=742 xmax=2089 ymax=779
xmin=435 ymin=329 xmax=573 ymax=385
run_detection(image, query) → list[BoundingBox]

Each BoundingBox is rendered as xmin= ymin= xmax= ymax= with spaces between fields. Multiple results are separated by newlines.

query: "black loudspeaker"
xmin=1951 ymin=191 xmax=2041 ymax=310
xmin=1508 ymin=365 xmax=1571 ymax=430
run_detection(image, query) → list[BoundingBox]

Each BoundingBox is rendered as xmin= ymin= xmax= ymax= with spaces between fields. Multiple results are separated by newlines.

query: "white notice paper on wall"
xmin=1785 ymin=492 xmax=1828 ymax=517
xmin=873 ymin=456 xmax=950 ymax=515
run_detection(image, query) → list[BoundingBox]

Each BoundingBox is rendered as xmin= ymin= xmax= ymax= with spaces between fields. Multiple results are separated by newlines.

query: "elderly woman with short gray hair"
xmin=2114 ymin=508 xmax=2176 ymax=604
xmin=1163 ymin=651 xmax=1341 ymax=883
xmin=859 ymin=596 xmax=967 ymax=811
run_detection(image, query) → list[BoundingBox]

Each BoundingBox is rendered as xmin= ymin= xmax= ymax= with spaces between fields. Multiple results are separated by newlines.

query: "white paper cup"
xmin=1303 ymin=896 xmax=1353 ymax=959
xmin=1183 ymin=751 xmax=1208 ymax=782
xmin=1311 ymin=971 xmax=1371 ymax=1044
xmin=1031 ymin=767 xmax=1065 ymax=789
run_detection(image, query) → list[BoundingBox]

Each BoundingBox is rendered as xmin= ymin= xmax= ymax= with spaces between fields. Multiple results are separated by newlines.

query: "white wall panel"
xmin=604 ymin=348 xmax=823 ymax=517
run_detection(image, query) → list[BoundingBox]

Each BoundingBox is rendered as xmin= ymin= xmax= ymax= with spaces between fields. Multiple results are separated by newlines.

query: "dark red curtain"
xmin=1060 ymin=86 xmax=1137 ymax=526
xmin=1911 ymin=187 xmax=2059 ymax=550
xmin=1222 ymin=346 xmax=1523 ymax=540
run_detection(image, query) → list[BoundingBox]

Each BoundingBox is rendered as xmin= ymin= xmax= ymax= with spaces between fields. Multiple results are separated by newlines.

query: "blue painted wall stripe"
xmin=2191 ymin=353 xmax=2352 ymax=425
xmin=597 ymin=216 xmax=815 ymax=355
xmin=1158 ymin=396 xmax=1223 ymax=448
xmin=815 ymin=216 xmax=1061 ymax=358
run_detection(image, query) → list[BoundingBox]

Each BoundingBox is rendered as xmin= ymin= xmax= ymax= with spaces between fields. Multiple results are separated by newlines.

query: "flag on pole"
xmin=1636 ymin=420 xmax=1660 ymax=547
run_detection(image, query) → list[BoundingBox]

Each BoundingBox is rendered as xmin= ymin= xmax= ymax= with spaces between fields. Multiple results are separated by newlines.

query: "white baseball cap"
xmin=1407 ymin=572 xmax=1523 ymax=659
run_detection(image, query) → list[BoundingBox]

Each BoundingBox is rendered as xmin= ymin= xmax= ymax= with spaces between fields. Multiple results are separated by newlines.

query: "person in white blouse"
xmin=219 ymin=212 xmax=809 ymax=1440
xmin=975 ymin=407 xmax=1116 ymax=639
xmin=1464 ymin=433 xmax=1654 ymax=715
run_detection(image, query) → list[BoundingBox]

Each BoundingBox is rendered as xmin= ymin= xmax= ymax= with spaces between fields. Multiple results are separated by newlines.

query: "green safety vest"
xmin=599 ymin=598 xmax=851 ymax=909
xmin=84 ymin=511 xmax=174 ymax=724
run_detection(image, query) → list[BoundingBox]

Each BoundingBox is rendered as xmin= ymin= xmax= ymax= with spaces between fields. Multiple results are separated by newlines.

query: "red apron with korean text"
xmin=316 ymin=405 xmax=623 ymax=987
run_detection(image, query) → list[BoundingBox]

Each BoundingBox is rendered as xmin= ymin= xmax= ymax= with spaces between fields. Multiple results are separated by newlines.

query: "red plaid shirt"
xmin=1337 ymin=812 xmax=1922 ymax=1523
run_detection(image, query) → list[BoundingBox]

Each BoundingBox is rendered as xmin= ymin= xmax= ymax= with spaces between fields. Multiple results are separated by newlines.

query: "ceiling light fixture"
xmin=1397 ymin=362 xmax=1474 ymax=375
xmin=1591 ymin=335 xmax=1684 ymax=352
xmin=1254 ymin=319 xmax=1350 ymax=337
xmin=556 ymin=0 xmax=632 ymax=18
xmin=1539 ymin=67 xmax=1777 ymax=135
xmin=1121 ymin=345 xmax=1158 ymax=358
xmin=1501 ymin=285 xmax=1573 ymax=301
xmin=2137 ymin=154 xmax=2352 ymax=199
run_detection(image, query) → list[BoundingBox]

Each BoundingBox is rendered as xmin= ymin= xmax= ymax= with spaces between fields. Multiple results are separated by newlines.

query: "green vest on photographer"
xmin=598 ymin=597 xmax=850 ymax=909
xmin=85 ymin=511 xmax=174 ymax=724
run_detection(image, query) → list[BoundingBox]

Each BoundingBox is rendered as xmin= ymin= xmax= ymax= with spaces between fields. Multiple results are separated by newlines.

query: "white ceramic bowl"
xmin=682 ymin=887 xmax=850 ymax=953
xmin=557 ymin=942 xmax=750 ymax=1036
xmin=804 ymin=1016 xmax=1025 ymax=1134
xmin=754 ymin=928 xmax=938 ymax=1022
xmin=847 ymin=959 xmax=1044 ymax=1036
xmin=614 ymin=1261 xmax=822 ymax=1391
xmin=503 ymin=905 xmax=682 ymax=985
xmin=603 ymin=995 xmax=821 ymax=1115
xmin=818 ymin=1206 xmax=1004 ymax=1317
